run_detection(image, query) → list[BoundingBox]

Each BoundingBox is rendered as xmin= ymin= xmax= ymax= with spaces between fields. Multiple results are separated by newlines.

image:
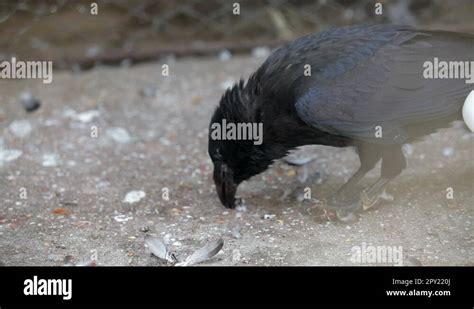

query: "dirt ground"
xmin=0 ymin=55 xmax=473 ymax=266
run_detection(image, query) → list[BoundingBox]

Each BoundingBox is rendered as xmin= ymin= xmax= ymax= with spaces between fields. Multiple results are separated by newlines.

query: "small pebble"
xmin=0 ymin=149 xmax=22 ymax=166
xmin=263 ymin=214 xmax=276 ymax=220
xmin=402 ymin=143 xmax=413 ymax=156
xmin=42 ymin=154 xmax=60 ymax=167
xmin=63 ymin=255 xmax=74 ymax=266
xmin=113 ymin=214 xmax=133 ymax=223
xmin=218 ymin=50 xmax=232 ymax=61
xmin=287 ymin=169 xmax=296 ymax=177
xmin=252 ymin=46 xmax=271 ymax=58
xmin=9 ymin=120 xmax=32 ymax=138
xmin=139 ymin=226 xmax=150 ymax=233
xmin=20 ymin=92 xmax=41 ymax=112
xmin=442 ymin=147 xmax=454 ymax=157
xmin=106 ymin=127 xmax=131 ymax=144
xmin=123 ymin=190 xmax=146 ymax=204
xmin=232 ymin=249 xmax=241 ymax=262
xmin=74 ymin=110 xmax=100 ymax=123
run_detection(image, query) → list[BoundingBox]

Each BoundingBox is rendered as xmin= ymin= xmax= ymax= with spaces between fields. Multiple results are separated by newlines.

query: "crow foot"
xmin=360 ymin=188 xmax=380 ymax=210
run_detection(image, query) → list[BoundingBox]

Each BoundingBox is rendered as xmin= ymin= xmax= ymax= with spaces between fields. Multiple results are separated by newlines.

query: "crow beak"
xmin=213 ymin=163 xmax=237 ymax=208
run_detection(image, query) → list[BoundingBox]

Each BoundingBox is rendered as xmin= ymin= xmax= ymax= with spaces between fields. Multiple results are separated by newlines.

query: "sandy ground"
xmin=0 ymin=55 xmax=473 ymax=266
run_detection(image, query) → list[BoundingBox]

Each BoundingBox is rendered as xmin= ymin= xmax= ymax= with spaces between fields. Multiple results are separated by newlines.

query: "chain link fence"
xmin=1 ymin=0 xmax=472 ymax=69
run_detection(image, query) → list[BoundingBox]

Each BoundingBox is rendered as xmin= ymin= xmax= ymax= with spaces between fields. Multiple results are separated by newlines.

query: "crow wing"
xmin=285 ymin=25 xmax=474 ymax=144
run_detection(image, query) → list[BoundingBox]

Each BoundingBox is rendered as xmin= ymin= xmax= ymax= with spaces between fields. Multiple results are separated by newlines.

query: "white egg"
xmin=462 ymin=90 xmax=474 ymax=132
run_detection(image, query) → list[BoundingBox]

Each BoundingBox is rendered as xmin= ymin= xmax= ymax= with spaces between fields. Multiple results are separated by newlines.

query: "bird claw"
xmin=306 ymin=199 xmax=336 ymax=222
xmin=310 ymin=199 xmax=359 ymax=223
xmin=360 ymin=189 xmax=379 ymax=210
xmin=320 ymin=207 xmax=338 ymax=221
xmin=313 ymin=195 xmax=363 ymax=223
xmin=326 ymin=196 xmax=363 ymax=212
xmin=313 ymin=208 xmax=338 ymax=222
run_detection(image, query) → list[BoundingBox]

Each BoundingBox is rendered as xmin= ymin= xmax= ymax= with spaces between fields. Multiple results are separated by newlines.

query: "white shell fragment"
xmin=113 ymin=214 xmax=133 ymax=223
xmin=106 ymin=127 xmax=131 ymax=144
xmin=218 ymin=50 xmax=232 ymax=61
xmin=263 ymin=214 xmax=276 ymax=220
xmin=0 ymin=149 xmax=23 ymax=166
xmin=402 ymin=143 xmax=414 ymax=156
xmin=9 ymin=120 xmax=32 ymax=138
xmin=123 ymin=190 xmax=146 ymax=204
xmin=74 ymin=110 xmax=101 ymax=123
xmin=64 ymin=108 xmax=101 ymax=123
xmin=462 ymin=90 xmax=474 ymax=132
xmin=145 ymin=235 xmax=177 ymax=263
xmin=42 ymin=153 xmax=60 ymax=167
xmin=251 ymin=46 xmax=271 ymax=58
xmin=442 ymin=147 xmax=454 ymax=157
xmin=176 ymin=238 xmax=224 ymax=266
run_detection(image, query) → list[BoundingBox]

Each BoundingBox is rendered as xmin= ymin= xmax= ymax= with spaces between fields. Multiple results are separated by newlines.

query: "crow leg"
xmin=328 ymin=145 xmax=405 ymax=222
xmin=360 ymin=145 xmax=406 ymax=210
xmin=331 ymin=168 xmax=368 ymax=202
xmin=359 ymin=177 xmax=392 ymax=210
xmin=329 ymin=143 xmax=382 ymax=205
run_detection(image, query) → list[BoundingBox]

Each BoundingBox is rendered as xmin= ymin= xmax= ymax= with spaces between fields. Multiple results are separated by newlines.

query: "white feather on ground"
xmin=175 ymin=238 xmax=224 ymax=266
xmin=145 ymin=235 xmax=177 ymax=263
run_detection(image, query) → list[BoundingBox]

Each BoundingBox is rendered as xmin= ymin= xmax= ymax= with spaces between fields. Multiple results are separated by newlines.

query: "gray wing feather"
xmin=294 ymin=28 xmax=473 ymax=143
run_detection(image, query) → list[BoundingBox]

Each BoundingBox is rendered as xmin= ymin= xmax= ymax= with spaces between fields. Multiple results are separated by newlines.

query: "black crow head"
xmin=208 ymin=79 xmax=274 ymax=208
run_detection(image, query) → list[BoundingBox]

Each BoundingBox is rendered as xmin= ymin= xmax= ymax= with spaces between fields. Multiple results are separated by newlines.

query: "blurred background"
xmin=1 ymin=0 xmax=473 ymax=70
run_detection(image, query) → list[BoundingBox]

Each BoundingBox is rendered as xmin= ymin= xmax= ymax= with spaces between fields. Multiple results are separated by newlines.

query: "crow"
xmin=208 ymin=24 xmax=473 ymax=219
